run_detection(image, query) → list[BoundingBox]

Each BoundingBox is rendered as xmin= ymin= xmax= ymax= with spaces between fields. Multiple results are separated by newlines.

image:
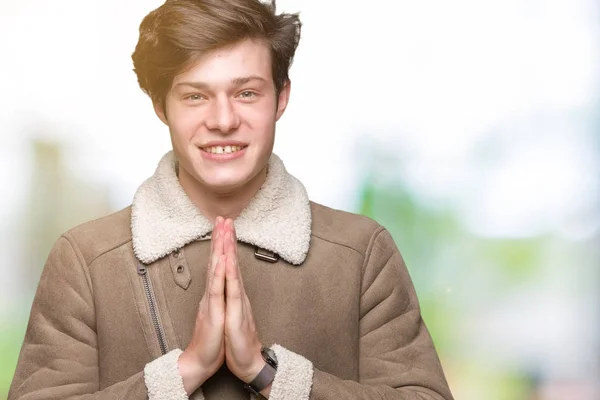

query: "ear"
xmin=275 ymin=80 xmax=291 ymax=121
xmin=153 ymin=101 xmax=169 ymax=125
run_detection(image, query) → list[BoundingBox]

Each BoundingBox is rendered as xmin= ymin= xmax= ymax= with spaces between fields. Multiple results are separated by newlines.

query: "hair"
xmin=131 ymin=0 xmax=302 ymax=107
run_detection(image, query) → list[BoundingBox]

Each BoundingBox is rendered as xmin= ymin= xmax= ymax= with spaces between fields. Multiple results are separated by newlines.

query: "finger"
xmin=215 ymin=217 xmax=225 ymax=256
xmin=206 ymin=217 xmax=224 ymax=291
xmin=242 ymin=295 xmax=255 ymax=325
xmin=230 ymin=219 xmax=239 ymax=258
xmin=210 ymin=216 xmax=223 ymax=257
xmin=223 ymin=219 xmax=234 ymax=260
xmin=224 ymin=219 xmax=244 ymax=291
xmin=213 ymin=218 xmax=226 ymax=262
xmin=208 ymin=254 xmax=226 ymax=317
xmin=208 ymin=217 xmax=220 ymax=270
xmin=225 ymin=233 xmax=244 ymax=319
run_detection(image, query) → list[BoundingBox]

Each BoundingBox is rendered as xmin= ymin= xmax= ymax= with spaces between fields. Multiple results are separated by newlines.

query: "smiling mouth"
xmin=201 ymin=145 xmax=247 ymax=154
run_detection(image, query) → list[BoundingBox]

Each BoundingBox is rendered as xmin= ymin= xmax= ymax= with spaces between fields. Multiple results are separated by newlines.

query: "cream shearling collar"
xmin=131 ymin=151 xmax=311 ymax=265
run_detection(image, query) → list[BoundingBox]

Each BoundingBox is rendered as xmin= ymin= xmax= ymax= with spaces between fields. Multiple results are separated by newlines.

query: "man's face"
xmin=156 ymin=38 xmax=290 ymax=195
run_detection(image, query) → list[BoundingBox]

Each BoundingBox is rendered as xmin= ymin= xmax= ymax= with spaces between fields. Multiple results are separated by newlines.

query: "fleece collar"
xmin=131 ymin=151 xmax=311 ymax=265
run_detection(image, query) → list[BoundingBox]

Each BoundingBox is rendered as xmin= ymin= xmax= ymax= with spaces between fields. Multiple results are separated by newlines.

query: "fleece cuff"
xmin=268 ymin=344 xmax=314 ymax=400
xmin=144 ymin=349 xmax=205 ymax=400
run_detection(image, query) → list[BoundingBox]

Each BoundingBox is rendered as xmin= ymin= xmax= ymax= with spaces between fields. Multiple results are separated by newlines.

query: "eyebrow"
xmin=232 ymin=75 xmax=267 ymax=85
xmin=175 ymin=75 xmax=267 ymax=90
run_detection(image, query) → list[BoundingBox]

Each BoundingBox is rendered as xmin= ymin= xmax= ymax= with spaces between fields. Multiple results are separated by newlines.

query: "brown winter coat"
xmin=9 ymin=152 xmax=454 ymax=400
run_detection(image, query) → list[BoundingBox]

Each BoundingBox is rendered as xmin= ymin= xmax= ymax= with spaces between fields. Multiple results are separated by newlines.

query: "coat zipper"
xmin=137 ymin=263 xmax=168 ymax=355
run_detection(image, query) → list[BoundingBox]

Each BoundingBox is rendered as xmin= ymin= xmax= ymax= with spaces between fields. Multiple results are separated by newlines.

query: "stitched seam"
xmin=87 ymin=238 xmax=133 ymax=266
xmin=357 ymin=225 xmax=385 ymax=383
xmin=62 ymin=233 xmax=95 ymax=303
xmin=360 ymin=226 xmax=387 ymax=295
xmin=310 ymin=233 xmax=366 ymax=256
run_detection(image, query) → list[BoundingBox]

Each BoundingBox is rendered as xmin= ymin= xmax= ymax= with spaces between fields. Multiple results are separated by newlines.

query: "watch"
xmin=243 ymin=347 xmax=278 ymax=398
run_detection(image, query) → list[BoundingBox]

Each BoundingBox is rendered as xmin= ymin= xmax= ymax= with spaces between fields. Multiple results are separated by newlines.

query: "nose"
xmin=205 ymin=96 xmax=240 ymax=134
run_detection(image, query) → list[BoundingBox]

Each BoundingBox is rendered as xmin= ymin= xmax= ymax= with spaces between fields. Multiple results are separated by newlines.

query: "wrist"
xmin=241 ymin=354 xmax=267 ymax=384
xmin=243 ymin=347 xmax=278 ymax=399
xmin=177 ymin=350 xmax=208 ymax=395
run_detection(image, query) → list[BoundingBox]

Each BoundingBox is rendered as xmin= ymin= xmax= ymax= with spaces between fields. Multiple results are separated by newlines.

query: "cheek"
xmin=243 ymin=104 xmax=277 ymax=133
xmin=168 ymin=108 xmax=202 ymax=139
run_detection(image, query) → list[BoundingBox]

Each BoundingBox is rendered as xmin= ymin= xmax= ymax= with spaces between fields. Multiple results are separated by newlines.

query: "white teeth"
xmin=204 ymin=145 xmax=244 ymax=154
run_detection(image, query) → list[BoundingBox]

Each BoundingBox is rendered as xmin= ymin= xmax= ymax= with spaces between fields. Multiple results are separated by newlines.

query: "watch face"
xmin=261 ymin=347 xmax=278 ymax=367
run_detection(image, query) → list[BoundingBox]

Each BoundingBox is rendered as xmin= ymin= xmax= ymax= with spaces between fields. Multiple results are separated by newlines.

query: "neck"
xmin=177 ymin=166 xmax=268 ymax=223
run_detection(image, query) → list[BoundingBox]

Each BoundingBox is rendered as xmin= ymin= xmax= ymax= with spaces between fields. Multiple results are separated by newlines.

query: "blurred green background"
xmin=1 ymin=0 xmax=599 ymax=399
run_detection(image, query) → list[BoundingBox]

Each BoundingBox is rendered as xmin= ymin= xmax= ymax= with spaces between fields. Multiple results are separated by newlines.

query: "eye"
xmin=185 ymin=94 xmax=204 ymax=101
xmin=239 ymin=91 xmax=256 ymax=99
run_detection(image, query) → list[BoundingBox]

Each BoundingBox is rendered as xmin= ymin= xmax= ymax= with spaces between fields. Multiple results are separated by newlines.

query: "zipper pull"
xmin=137 ymin=263 xmax=148 ymax=275
xmin=197 ymin=231 xmax=213 ymax=241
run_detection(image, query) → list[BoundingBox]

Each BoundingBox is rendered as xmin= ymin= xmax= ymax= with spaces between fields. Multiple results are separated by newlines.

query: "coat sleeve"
xmin=266 ymin=227 xmax=454 ymax=400
xmin=8 ymin=235 xmax=201 ymax=400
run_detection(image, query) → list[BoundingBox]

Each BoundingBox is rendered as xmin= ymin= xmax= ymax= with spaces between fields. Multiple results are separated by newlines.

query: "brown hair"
xmin=131 ymin=0 xmax=302 ymax=106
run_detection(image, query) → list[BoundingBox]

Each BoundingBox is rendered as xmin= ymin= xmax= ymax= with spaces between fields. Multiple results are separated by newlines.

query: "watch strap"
xmin=245 ymin=361 xmax=276 ymax=395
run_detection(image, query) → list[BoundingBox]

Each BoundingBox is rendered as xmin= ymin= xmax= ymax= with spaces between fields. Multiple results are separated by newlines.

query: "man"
xmin=9 ymin=0 xmax=454 ymax=399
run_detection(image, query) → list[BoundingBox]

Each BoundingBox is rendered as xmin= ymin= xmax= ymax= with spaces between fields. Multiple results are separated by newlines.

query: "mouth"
xmin=200 ymin=145 xmax=247 ymax=154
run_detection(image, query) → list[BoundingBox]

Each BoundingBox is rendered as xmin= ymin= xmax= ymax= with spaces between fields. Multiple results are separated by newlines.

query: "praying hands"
xmin=178 ymin=217 xmax=270 ymax=397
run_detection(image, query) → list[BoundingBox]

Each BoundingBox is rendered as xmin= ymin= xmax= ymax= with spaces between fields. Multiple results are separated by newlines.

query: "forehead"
xmin=173 ymin=38 xmax=273 ymax=87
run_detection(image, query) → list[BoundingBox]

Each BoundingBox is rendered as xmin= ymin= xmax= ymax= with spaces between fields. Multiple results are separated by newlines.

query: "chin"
xmin=203 ymin=180 xmax=244 ymax=194
xmin=198 ymin=173 xmax=250 ymax=193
